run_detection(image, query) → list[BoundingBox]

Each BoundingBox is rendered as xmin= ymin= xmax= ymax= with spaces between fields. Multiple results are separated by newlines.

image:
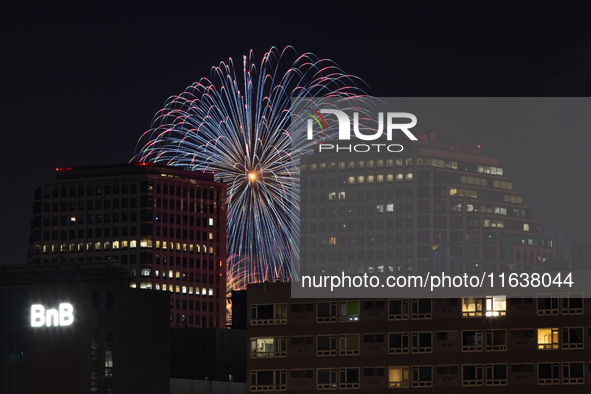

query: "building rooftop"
xmin=54 ymin=162 xmax=218 ymax=183
xmin=0 ymin=260 xmax=131 ymax=287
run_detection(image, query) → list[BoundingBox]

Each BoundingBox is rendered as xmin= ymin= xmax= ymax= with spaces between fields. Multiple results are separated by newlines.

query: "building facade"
xmin=246 ymin=281 xmax=591 ymax=393
xmin=0 ymin=261 xmax=170 ymax=394
xmin=27 ymin=164 xmax=227 ymax=328
xmin=299 ymin=132 xmax=553 ymax=277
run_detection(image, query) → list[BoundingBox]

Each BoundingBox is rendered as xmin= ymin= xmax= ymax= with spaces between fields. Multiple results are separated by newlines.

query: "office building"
xmin=27 ymin=163 xmax=227 ymax=328
xmin=299 ymin=132 xmax=553 ymax=276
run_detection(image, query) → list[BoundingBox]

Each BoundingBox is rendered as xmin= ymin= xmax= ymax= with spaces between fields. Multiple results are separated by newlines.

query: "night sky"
xmin=2 ymin=2 xmax=591 ymax=264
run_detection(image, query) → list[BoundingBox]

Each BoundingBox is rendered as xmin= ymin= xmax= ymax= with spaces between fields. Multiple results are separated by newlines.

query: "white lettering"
xmin=31 ymin=304 xmax=45 ymax=327
xmin=59 ymin=303 xmax=74 ymax=326
xmin=387 ymin=113 xmax=418 ymax=140
xmin=31 ymin=303 xmax=74 ymax=327
xmin=352 ymin=112 xmax=383 ymax=140
xmin=353 ymin=144 xmax=370 ymax=152
xmin=387 ymin=144 xmax=404 ymax=152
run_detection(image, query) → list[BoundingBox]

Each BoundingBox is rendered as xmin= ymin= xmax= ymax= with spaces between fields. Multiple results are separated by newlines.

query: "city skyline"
xmin=3 ymin=3 xmax=591 ymax=264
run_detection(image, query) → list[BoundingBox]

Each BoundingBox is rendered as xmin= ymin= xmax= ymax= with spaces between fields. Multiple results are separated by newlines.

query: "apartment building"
xmin=247 ymin=281 xmax=590 ymax=392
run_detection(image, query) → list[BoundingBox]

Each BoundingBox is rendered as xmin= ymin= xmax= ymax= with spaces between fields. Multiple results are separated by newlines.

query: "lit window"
xmin=189 ymin=286 xmax=193 ymax=294
xmin=523 ymin=223 xmax=530 ymax=231
xmin=386 ymin=204 xmax=394 ymax=212
xmin=208 ymin=218 xmax=214 ymax=226
xmin=70 ymin=216 xmax=76 ymax=222
xmin=130 ymin=240 xmax=137 ymax=248
xmin=329 ymin=237 xmax=337 ymax=245
xmin=338 ymin=191 xmax=346 ymax=200
xmin=140 ymin=238 xmax=152 ymax=248
xmin=162 ymin=284 xmax=167 ymax=291
xmin=396 ymin=174 xmax=403 ymax=181
xmin=251 ymin=337 xmax=274 ymax=357
xmin=377 ymin=175 xmax=384 ymax=183
xmin=485 ymin=296 xmax=506 ymax=316
xmin=112 ymin=241 xmax=119 ymax=249
xmin=389 ymin=366 xmax=409 ymax=387
xmin=537 ymin=328 xmax=559 ymax=349
xmin=357 ymin=176 xmax=364 ymax=184
xmin=462 ymin=298 xmax=483 ymax=317
xmin=340 ymin=301 xmax=359 ymax=321
xmin=208 ymin=288 xmax=213 ymax=296
xmin=175 ymin=271 xmax=180 ymax=278
xmin=175 ymin=285 xmax=180 ymax=293
xmin=348 ymin=176 xmax=355 ymax=184
xmin=406 ymin=173 xmax=413 ymax=181
xmin=328 ymin=192 xmax=337 ymax=200
xmin=339 ymin=334 xmax=360 ymax=355
xmin=367 ymin=175 xmax=374 ymax=183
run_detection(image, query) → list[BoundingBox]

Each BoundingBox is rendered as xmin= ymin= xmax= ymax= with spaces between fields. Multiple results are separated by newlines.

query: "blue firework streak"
xmin=133 ymin=46 xmax=369 ymax=289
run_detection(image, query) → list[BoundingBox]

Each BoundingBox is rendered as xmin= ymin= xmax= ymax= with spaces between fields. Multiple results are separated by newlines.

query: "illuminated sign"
xmin=31 ymin=303 xmax=74 ymax=327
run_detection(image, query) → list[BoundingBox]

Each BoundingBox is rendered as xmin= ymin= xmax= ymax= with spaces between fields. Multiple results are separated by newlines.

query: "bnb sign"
xmin=31 ymin=303 xmax=74 ymax=327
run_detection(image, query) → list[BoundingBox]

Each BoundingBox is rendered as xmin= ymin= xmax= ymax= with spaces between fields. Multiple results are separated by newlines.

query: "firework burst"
xmin=133 ymin=46 xmax=368 ymax=288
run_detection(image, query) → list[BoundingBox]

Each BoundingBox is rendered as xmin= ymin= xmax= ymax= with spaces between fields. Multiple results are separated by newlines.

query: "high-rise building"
xmin=27 ymin=163 xmax=227 ymax=328
xmin=299 ymin=132 xmax=553 ymax=277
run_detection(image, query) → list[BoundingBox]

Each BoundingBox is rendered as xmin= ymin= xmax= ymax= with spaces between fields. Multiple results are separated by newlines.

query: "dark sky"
xmin=2 ymin=2 xmax=591 ymax=264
